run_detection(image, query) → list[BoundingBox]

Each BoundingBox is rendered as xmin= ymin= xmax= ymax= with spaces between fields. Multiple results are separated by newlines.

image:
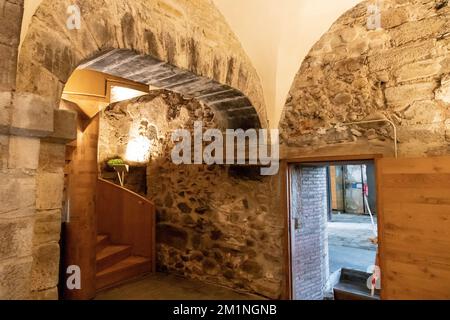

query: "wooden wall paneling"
xmin=377 ymin=156 xmax=450 ymax=300
xmin=96 ymin=179 xmax=156 ymax=266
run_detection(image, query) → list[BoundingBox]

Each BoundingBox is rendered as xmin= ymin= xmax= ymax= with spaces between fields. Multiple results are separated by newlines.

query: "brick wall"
xmin=290 ymin=165 xmax=329 ymax=300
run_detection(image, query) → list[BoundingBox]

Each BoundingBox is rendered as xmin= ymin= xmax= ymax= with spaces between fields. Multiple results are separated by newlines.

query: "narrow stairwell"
xmin=96 ymin=234 xmax=152 ymax=291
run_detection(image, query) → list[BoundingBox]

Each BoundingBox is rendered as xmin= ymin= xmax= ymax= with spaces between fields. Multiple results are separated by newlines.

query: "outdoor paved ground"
xmin=95 ymin=273 xmax=265 ymax=300
xmin=328 ymin=213 xmax=377 ymax=274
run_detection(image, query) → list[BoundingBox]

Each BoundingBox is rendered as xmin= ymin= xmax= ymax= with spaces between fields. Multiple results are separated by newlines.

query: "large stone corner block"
xmin=11 ymin=93 xmax=54 ymax=138
xmin=8 ymin=136 xmax=41 ymax=170
xmin=0 ymin=91 xmax=12 ymax=134
xmin=44 ymin=109 xmax=77 ymax=144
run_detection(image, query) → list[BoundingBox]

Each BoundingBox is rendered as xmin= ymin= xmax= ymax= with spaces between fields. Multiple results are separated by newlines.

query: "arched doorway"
xmin=16 ymin=0 xmax=267 ymax=300
xmin=56 ymin=58 xmax=264 ymax=299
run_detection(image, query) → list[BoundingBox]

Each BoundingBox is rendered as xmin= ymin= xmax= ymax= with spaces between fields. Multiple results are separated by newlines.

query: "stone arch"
xmin=12 ymin=0 xmax=269 ymax=300
xmin=279 ymin=0 xmax=450 ymax=157
xmin=16 ymin=0 xmax=267 ymax=132
xmin=78 ymin=48 xmax=261 ymax=129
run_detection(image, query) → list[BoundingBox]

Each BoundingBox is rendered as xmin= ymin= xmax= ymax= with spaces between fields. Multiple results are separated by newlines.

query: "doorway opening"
xmin=289 ymin=160 xmax=380 ymax=300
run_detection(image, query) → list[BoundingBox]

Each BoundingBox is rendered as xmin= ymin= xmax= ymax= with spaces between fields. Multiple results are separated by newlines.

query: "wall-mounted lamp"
xmin=110 ymin=85 xmax=147 ymax=103
xmin=125 ymin=136 xmax=152 ymax=163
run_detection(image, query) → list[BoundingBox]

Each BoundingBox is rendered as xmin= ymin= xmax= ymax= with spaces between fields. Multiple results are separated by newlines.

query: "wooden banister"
xmin=96 ymin=178 xmax=156 ymax=271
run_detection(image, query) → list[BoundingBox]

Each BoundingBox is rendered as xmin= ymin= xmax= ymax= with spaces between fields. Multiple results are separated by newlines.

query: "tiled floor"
xmin=95 ymin=273 xmax=265 ymax=300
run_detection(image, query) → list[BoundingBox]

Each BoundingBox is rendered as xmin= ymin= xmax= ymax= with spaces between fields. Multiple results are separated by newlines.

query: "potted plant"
xmin=107 ymin=158 xmax=129 ymax=187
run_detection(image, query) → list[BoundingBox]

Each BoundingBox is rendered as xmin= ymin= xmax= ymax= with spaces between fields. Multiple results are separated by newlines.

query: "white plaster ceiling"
xmin=213 ymin=0 xmax=362 ymax=127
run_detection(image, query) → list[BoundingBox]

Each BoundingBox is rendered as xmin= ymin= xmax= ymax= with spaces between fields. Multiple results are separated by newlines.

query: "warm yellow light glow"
xmin=125 ymin=136 xmax=151 ymax=163
xmin=110 ymin=86 xmax=147 ymax=103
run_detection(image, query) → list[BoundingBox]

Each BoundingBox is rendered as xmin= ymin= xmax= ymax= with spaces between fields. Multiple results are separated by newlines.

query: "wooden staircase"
xmin=96 ymin=234 xmax=152 ymax=291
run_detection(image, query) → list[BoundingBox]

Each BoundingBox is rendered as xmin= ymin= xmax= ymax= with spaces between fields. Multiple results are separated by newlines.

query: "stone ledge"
xmin=10 ymin=93 xmax=54 ymax=138
xmin=8 ymin=93 xmax=77 ymax=144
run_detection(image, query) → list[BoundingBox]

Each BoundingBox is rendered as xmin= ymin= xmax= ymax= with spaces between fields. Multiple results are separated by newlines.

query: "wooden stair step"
xmin=96 ymin=234 xmax=110 ymax=253
xmin=96 ymin=256 xmax=152 ymax=291
xmin=96 ymin=245 xmax=132 ymax=272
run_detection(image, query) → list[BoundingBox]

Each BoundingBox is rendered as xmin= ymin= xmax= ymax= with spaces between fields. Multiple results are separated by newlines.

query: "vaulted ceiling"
xmin=22 ymin=0 xmax=362 ymax=127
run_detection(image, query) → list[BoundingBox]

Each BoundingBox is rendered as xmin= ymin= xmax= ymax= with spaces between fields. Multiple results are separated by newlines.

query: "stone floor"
xmin=328 ymin=213 xmax=378 ymax=274
xmin=95 ymin=273 xmax=265 ymax=300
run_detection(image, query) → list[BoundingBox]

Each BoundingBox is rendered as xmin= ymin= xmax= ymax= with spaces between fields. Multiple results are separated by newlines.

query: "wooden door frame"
xmin=281 ymin=154 xmax=386 ymax=300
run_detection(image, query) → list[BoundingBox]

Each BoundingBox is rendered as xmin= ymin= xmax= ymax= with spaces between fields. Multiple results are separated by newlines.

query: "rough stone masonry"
xmin=98 ymin=90 xmax=285 ymax=299
xmin=280 ymin=0 xmax=450 ymax=158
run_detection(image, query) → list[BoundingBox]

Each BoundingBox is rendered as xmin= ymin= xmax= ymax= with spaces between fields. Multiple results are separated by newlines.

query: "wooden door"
xmin=377 ymin=156 xmax=450 ymax=300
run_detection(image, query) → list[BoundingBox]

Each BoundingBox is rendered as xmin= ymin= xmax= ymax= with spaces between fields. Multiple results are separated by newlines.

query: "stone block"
xmin=397 ymin=126 xmax=446 ymax=156
xmin=445 ymin=120 xmax=450 ymax=142
xmin=385 ymin=82 xmax=436 ymax=110
xmin=368 ymin=40 xmax=435 ymax=72
xmin=8 ymin=136 xmax=40 ymax=170
xmin=157 ymin=223 xmax=188 ymax=250
xmin=0 ymin=91 xmax=12 ymax=133
xmin=381 ymin=7 xmax=409 ymax=29
xmin=0 ymin=257 xmax=33 ymax=300
xmin=395 ymin=59 xmax=442 ymax=83
xmin=38 ymin=142 xmax=66 ymax=173
xmin=0 ymin=0 xmax=23 ymax=46
xmin=33 ymin=210 xmax=62 ymax=246
xmin=36 ymin=172 xmax=64 ymax=210
xmin=0 ymin=44 xmax=17 ymax=91
xmin=0 ymin=134 xmax=8 ymax=169
xmin=389 ymin=15 xmax=448 ymax=47
xmin=16 ymin=58 xmax=65 ymax=106
xmin=30 ymin=243 xmax=60 ymax=292
xmin=436 ymin=74 xmax=450 ymax=104
xmin=441 ymin=57 xmax=450 ymax=74
xmin=403 ymin=101 xmax=445 ymax=125
xmin=0 ymin=217 xmax=34 ymax=260
xmin=45 ymin=109 xmax=77 ymax=144
xmin=30 ymin=286 xmax=58 ymax=300
xmin=0 ymin=173 xmax=36 ymax=214
xmin=11 ymin=92 xmax=54 ymax=138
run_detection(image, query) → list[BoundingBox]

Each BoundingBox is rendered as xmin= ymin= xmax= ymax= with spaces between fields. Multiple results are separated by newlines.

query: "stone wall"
xmin=290 ymin=166 xmax=329 ymax=300
xmin=152 ymin=164 xmax=283 ymax=299
xmin=0 ymin=0 xmax=33 ymax=299
xmin=280 ymin=0 xmax=450 ymax=157
xmin=98 ymin=91 xmax=284 ymax=299
xmin=31 ymin=142 xmax=65 ymax=299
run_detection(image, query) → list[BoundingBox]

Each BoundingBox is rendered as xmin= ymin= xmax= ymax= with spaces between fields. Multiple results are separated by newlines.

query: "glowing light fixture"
xmin=110 ymin=85 xmax=147 ymax=103
xmin=125 ymin=136 xmax=151 ymax=163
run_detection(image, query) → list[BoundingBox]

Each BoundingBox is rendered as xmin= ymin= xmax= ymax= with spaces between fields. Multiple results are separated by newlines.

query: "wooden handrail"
xmin=96 ymin=178 xmax=156 ymax=270
xmin=98 ymin=178 xmax=154 ymax=205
